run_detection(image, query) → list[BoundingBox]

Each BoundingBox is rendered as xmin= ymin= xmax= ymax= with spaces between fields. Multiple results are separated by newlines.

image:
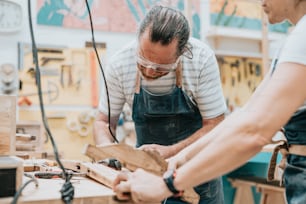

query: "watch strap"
xmin=163 ymin=170 xmax=183 ymax=197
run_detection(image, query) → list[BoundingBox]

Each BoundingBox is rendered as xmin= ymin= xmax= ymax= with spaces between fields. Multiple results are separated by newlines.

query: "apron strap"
xmin=134 ymin=60 xmax=183 ymax=94
xmin=267 ymin=139 xmax=288 ymax=183
xmin=176 ymin=61 xmax=182 ymax=88
xmin=135 ymin=70 xmax=141 ymax=94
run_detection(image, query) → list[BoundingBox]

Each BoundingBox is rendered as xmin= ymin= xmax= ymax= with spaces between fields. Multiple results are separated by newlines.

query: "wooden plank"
xmin=23 ymin=158 xmax=57 ymax=172
xmin=61 ymin=159 xmax=82 ymax=172
xmin=16 ymin=151 xmax=47 ymax=160
xmin=229 ymin=178 xmax=255 ymax=204
xmin=80 ymin=162 xmax=118 ymax=188
xmin=84 ymin=143 xmax=167 ymax=175
xmin=16 ymin=121 xmax=44 ymax=152
xmin=84 ymin=144 xmax=199 ymax=203
xmin=16 ymin=133 xmax=36 ymax=141
xmin=258 ymin=188 xmax=286 ymax=204
xmin=0 ymin=95 xmax=16 ymax=156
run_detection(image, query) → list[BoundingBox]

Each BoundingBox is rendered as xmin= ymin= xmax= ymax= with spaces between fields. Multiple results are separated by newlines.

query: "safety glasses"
xmin=136 ymin=53 xmax=180 ymax=72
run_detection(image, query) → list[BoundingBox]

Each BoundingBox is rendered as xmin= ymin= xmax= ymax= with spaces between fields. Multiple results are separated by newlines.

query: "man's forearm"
xmin=94 ymin=111 xmax=120 ymax=145
xmin=94 ymin=120 xmax=117 ymax=145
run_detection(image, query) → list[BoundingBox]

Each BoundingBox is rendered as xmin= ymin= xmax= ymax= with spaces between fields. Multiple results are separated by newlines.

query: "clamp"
xmin=97 ymin=158 xmax=122 ymax=170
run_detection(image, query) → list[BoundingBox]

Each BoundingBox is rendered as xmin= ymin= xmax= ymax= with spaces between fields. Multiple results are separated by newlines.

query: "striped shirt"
xmin=98 ymin=37 xmax=227 ymax=119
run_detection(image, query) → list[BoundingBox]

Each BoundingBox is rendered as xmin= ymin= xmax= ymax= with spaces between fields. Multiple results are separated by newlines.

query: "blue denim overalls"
xmin=284 ymin=110 xmax=306 ymax=204
xmin=132 ymin=64 xmax=224 ymax=204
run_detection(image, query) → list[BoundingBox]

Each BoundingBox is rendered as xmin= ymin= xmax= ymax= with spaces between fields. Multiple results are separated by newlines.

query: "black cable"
xmin=11 ymin=177 xmax=38 ymax=204
xmin=11 ymin=1 xmax=74 ymax=203
xmin=84 ymin=0 xmax=118 ymax=143
xmin=12 ymin=0 xmax=116 ymax=202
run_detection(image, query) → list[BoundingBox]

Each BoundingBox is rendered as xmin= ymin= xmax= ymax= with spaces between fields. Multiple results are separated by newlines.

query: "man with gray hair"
xmin=94 ymin=5 xmax=226 ymax=204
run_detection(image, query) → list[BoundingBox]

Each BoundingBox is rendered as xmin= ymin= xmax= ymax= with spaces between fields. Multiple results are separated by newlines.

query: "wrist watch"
xmin=163 ymin=169 xmax=183 ymax=197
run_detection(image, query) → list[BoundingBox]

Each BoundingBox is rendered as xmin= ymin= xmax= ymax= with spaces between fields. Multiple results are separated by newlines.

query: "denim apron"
xmin=132 ymin=64 xmax=224 ymax=204
xmin=283 ymin=110 xmax=306 ymax=204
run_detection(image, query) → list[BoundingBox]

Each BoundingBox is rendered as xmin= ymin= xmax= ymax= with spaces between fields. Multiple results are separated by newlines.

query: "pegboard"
xmin=18 ymin=46 xmax=105 ymax=107
xmin=217 ymin=56 xmax=264 ymax=111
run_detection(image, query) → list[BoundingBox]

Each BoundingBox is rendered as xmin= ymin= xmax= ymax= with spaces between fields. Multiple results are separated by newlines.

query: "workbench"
xmin=223 ymin=140 xmax=285 ymax=204
xmin=0 ymin=176 xmax=146 ymax=204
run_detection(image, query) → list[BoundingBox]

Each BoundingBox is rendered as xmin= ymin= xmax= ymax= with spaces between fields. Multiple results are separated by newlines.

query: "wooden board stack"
xmin=0 ymin=95 xmax=16 ymax=156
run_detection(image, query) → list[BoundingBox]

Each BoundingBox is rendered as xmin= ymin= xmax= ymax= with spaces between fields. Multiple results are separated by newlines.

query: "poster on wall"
xmin=210 ymin=0 xmax=291 ymax=33
xmin=36 ymin=0 xmax=290 ymax=38
xmin=36 ymin=0 xmax=202 ymax=38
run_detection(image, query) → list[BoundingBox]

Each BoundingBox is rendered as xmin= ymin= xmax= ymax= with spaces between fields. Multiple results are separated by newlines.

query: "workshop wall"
xmin=18 ymin=110 xmax=95 ymax=161
xmin=0 ymin=0 xmax=287 ymax=161
xmin=217 ymin=56 xmax=263 ymax=111
xmin=0 ymin=0 xmax=135 ymax=161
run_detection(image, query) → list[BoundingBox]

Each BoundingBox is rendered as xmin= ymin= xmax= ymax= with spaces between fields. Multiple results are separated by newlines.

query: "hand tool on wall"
xmin=230 ymin=59 xmax=240 ymax=69
xmin=255 ymin=63 xmax=261 ymax=76
xmin=19 ymin=80 xmax=59 ymax=103
xmin=60 ymin=65 xmax=74 ymax=88
xmin=83 ymin=143 xmax=199 ymax=203
xmin=249 ymin=62 xmax=254 ymax=75
xmin=40 ymin=57 xmax=64 ymax=66
xmin=230 ymin=59 xmax=240 ymax=86
xmin=26 ymin=67 xmax=60 ymax=77
xmin=18 ymin=96 xmax=32 ymax=106
xmin=241 ymin=58 xmax=248 ymax=78
xmin=216 ymin=56 xmax=229 ymax=85
xmin=248 ymin=62 xmax=254 ymax=92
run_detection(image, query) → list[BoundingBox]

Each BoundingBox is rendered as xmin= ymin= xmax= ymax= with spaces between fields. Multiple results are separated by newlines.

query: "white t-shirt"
xmin=278 ymin=15 xmax=306 ymax=112
xmin=98 ymin=37 xmax=226 ymax=119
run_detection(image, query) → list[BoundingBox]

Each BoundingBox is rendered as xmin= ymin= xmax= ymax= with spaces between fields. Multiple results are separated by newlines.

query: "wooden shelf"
xmin=206 ymin=26 xmax=285 ymax=42
xmin=214 ymin=50 xmax=263 ymax=58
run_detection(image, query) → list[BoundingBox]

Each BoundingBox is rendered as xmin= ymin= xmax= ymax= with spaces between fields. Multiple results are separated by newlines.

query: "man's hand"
xmin=167 ymin=152 xmax=188 ymax=170
xmin=138 ymin=144 xmax=175 ymax=159
xmin=113 ymin=169 xmax=171 ymax=203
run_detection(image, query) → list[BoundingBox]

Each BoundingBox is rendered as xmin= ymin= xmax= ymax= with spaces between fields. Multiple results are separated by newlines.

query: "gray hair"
xmin=138 ymin=5 xmax=192 ymax=58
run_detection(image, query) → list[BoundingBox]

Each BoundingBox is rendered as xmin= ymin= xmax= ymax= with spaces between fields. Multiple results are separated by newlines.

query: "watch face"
xmin=0 ymin=0 xmax=23 ymax=32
